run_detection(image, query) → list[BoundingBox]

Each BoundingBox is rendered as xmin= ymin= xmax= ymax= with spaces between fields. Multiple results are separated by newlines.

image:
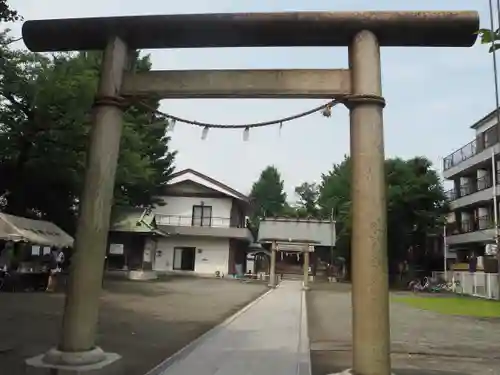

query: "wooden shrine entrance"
xmin=275 ymin=242 xmax=315 ymax=289
xmin=22 ymin=10 xmax=479 ymax=375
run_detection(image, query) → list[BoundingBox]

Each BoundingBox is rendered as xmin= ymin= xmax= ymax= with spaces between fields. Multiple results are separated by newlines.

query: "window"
xmin=192 ymin=205 xmax=212 ymax=226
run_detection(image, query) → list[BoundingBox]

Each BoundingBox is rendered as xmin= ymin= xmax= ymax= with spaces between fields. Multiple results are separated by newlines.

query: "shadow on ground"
xmin=0 ymin=277 xmax=267 ymax=375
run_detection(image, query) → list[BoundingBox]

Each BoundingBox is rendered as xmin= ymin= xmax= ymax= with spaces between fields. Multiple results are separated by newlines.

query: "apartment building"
xmin=443 ymin=109 xmax=500 ymax=270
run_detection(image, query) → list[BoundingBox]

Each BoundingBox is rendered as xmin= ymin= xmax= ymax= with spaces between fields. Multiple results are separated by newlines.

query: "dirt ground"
xmin=307 ymin=283 xmax=500 ymax=375
xmin=0 ymin=276 xmax=267 ymax=375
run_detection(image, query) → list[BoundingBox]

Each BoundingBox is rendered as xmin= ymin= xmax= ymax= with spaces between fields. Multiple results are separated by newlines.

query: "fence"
xmin=432 ymin=271 xmax=500 ymax=300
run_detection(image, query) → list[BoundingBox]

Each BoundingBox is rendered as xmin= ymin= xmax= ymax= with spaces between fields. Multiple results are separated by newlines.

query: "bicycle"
xmin=428 ymin=279 xmax=461 ymax=293
xmin=408 ymin=277 xmax=430 ymax=292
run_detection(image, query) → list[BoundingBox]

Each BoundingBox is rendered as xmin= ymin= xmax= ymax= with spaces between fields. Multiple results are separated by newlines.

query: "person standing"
xmin=46 ymin=247 xmax=62 ymax=292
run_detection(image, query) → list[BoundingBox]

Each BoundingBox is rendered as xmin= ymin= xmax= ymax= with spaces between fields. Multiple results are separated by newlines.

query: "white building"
xmin=108 ymin=169 xmax=253 ymax=277
xmin=442 ymin=109 xmax=500 ymax=273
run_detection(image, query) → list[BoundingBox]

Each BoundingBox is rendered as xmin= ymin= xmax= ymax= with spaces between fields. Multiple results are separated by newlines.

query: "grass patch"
xmin=393 ymin=295 xmax=500 ymax=317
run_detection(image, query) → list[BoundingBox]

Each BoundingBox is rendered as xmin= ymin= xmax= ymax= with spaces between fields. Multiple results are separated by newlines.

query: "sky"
xmin=5 ymin=0 xmax=497 ymax=200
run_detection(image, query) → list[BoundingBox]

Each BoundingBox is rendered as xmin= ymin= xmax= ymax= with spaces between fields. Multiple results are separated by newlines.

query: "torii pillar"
xmin=22 ymin=11 xmax=478 ymax=375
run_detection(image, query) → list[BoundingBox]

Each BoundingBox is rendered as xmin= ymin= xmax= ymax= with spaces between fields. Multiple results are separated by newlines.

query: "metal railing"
xmin=443 ymin=126 xmax=500 ymax=171
xmin=446 ymin=214 xmax=495 ymax=235
xmin=444 ymin=173 xmax=498 ymax=202
xmin=432 ymin=271 xmax=499 ymax=300
xmin=443 ymin=139 xmax=477 ymax=171
xmin=155 ymin=214 xmax=245 ymax=228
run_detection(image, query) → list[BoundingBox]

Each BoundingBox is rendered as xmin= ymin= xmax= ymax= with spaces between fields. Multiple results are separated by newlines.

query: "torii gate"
xmin=22 ymin=11 xmax=478 ymax=375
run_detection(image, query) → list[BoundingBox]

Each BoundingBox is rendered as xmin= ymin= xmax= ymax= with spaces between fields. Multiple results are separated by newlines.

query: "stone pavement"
xmin=308 ymin=286 xmax=500 ymax=374
xmin=149 ymin=280 xmax=310 ymax=375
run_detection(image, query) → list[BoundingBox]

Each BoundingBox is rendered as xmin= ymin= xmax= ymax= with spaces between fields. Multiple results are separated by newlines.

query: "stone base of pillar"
xmin=328 ymin=370 xmax=395 ymax=375
xmin=302 ymin=285 xmax=310 ymax=291
xmin=25 ymin=347 xmax=121 ymax=375
xmin=127 ymin=270 xmax=158 ymax=281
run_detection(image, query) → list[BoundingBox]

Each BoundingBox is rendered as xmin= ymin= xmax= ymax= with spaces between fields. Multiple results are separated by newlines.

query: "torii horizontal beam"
xmin=22 ymin=11 xmax=479 ymax=52
xmin=121 ymin=69 xmax=351 ymax=99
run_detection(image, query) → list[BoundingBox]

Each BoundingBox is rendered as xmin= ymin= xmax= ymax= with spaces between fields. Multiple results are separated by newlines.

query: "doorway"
xmin=173 ymin=247 xmax=196 ymax=271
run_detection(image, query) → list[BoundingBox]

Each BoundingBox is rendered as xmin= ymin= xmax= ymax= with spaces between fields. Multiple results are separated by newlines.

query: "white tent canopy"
xmin=0 ymin=213 xmax=74 ymax=248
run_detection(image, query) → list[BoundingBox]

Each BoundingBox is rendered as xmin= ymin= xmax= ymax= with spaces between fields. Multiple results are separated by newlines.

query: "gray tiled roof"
xmin=257 ymin=217 xmax=336 ymax=246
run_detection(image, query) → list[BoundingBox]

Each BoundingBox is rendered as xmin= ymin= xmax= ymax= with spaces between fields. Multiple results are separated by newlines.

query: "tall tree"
xmin=318 ymin=155 xmax=448 ymax=278
xmin=318 ymin=155 xmax=353 ymax=261
xmin=249 ymin=165 xmax=287 ymax=222
xmin=0 ymin=33 xmax=176 ymax=233
xmin=0 ymin=1 xmax=20 ymax=22
xmin=294 ymin=182 xmax=319 ymax=218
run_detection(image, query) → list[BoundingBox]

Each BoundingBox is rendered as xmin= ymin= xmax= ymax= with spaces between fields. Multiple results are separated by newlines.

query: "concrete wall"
xmin=153 ymin=237 xmax=230 ymax=276
xmin=154 ymin=196 xmax=233 ymax=227
xmin=446 ymin=228 xmax=495 ymax=246
xmin=474 ymin=116 xmax=497 ymax=135
xmin=450 ymin=188 xmax=496 ymax=210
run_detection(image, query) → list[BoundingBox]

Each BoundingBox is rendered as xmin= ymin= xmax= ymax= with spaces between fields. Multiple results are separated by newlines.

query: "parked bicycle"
xmin=408 ymin=277 xmax=430 ymax=292
xmin=408 ymin=277 xmax=461 ymax=294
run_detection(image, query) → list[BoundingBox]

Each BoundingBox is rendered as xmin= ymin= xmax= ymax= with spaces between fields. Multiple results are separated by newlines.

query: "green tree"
xmin=479 ymin=28 xmax=500 ymax=52
xmin=294 ymin=182 xmax=319 ymax=218
xmin=249 ymin=165 xmax=287 ymax=223
xmin=0 ymin=33 xmax=176 ymax=233
xmin=318 ymin=155 xmax=353 ymax=262
xmin=0 ymin=1 xmax=21 ymax=22
xmin=318 ymin=155 xmax=448 ymax=278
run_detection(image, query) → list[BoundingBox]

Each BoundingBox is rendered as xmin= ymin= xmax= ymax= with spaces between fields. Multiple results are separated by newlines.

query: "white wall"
xmin=474 ymin=115 xmax=497 ymax=135
xmin=153 ymin=237 xmax=230 ymax=275
xmin=153 ymin=196 xmax=233 ymax=227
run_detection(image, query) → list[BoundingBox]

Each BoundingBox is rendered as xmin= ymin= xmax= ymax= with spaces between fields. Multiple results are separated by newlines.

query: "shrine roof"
xmin=258 ymin=217 xmax=335 ymax=247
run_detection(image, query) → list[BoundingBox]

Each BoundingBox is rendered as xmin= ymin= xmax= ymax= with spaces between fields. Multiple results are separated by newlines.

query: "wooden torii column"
xmin=22 ymin=11 xmax=479 ymax=375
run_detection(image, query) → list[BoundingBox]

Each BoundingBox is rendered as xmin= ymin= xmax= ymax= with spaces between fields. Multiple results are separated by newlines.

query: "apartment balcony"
xmin=154 ymin=214 xmax=253 ymax=241
xmin=445 ymin=173 xmax=499 ymax=209
xmin=443 ymin=126 xmax=500 ymax=179
xmin=446 ymin=214 xmax=496 ymax=246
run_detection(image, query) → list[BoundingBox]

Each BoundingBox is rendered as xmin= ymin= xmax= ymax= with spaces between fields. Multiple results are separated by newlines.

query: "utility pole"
xmin=330 ymin=206 xmax=335 ymax=268
xmin=493 ymin=149 xmax=500 ymax=298
xmin=443 ymin=224 xmax=448 ymax=278
xmin=488 ymin=0 xmax=500 ymax=300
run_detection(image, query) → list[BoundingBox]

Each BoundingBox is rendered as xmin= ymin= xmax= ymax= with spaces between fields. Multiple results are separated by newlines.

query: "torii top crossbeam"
xmin=22 ymin=11 xmax=479 ymax=52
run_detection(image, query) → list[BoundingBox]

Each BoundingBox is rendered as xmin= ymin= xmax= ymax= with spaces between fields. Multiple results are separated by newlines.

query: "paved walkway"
xmin=152 ymin=280 xmax=310 ymax=375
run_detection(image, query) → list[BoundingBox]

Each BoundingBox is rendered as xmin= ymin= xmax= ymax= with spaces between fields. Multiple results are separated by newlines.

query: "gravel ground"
xmin=0 ymin=276 xmax=267 ymax=375
xmin=307 ymin=283 xmax=500 ymax=375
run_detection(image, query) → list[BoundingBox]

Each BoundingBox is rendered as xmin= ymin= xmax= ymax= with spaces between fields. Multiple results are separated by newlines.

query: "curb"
xmin=143 ymin=286 xmax=276 ymax=375
xmin=298 ymin=289 xmax=312 ymax=375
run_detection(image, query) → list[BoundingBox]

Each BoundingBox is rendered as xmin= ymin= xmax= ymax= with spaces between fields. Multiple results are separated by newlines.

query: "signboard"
xmin=31 ymin=245 xmax=40 ymax=256
xmin=109 ymin=243 xmax=124 ymax=255
xmin=276 ymin=243 xmax=313 ymax=252
xmin=485 ymin=243 xmax=498 ymax=256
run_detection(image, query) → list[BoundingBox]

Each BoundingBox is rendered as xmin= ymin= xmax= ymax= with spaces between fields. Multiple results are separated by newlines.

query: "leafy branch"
xmin=478 ymin=28 xmax=500 ymax=53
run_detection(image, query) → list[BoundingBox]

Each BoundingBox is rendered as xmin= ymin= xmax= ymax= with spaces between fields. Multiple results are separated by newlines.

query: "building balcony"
xmin=445 ymin=173 xmax=499 ymax=209
xmin=443 ymin=126 xmax=500 ymax=179
xmin=154 ymin=214 xmax=253 ymax=241
xmin=446 ymin=214 xmax=496 ymax=246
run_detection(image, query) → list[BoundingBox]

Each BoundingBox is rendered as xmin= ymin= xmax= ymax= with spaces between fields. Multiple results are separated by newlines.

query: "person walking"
xmin=46 ymin=247 xmax=62 ymax=292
